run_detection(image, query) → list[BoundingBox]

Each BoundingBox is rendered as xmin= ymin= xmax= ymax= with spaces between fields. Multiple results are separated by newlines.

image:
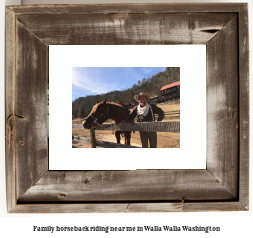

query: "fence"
xmin=164 ymin=110 xmax=180 ymax=117
xmin=72 ymin=120 xmax=180 ymax=148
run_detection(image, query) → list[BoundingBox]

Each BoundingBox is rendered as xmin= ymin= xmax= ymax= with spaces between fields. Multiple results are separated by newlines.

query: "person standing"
xmin=122 ymin=92 xmax=164 ymax=148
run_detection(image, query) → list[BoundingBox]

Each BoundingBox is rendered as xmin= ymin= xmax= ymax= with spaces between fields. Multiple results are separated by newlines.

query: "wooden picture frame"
xmin=5 ymin=3 xmax=249 ymax=213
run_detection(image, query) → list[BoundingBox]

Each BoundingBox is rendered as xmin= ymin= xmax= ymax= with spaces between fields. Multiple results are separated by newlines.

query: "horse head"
xmin=83 ymin=98 xmax=109 ymax=129
xmin=83 ymin=118 xmax=95 ymax=129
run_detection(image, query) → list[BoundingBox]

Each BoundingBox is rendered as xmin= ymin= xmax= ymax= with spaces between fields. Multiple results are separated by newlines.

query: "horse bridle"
xmin=86 ymin=106 xmax=109 ymax=127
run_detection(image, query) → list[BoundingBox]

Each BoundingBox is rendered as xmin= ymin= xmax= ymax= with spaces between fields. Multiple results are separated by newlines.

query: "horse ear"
xmin=103 ymin=98 xmax=107 ymax=104
xmin=96 ymin=99 xmax=100 ymax=104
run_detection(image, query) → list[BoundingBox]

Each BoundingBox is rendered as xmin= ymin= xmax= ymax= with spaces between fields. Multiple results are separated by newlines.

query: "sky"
xmin=72 ymin=67 xmax=166 ymax=101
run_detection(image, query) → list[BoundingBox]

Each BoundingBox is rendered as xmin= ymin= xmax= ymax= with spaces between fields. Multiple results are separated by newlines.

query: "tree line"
xmin=72 ymin=67 xmax=180 ymax=119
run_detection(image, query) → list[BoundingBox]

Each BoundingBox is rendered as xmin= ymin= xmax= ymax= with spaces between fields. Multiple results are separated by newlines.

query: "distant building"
xmin=160 ymin=81 xmax=180 ymax=100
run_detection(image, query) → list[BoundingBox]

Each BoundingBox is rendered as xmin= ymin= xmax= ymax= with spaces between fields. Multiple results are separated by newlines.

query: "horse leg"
xmin=125 ymin=131 xmax=131 ymax=146
xmin=114 ymin=131 xmax=121 ymax=144
xmin=128 ymin=131 xmax=131 ymax=146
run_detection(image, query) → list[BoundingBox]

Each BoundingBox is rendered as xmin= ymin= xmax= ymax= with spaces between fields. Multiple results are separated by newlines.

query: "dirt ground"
xmin=72 ymin=127 xmax=180 ymax=148
xmin=72 ymin=102 xmax=180 ymax=148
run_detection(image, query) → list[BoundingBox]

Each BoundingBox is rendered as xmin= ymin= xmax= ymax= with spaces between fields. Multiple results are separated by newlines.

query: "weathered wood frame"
xmin=5 ymin=4 xmax=249 ymax=213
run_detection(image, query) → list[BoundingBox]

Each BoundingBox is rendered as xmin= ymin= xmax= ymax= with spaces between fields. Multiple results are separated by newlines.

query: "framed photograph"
xmin=50 ymin=45 xmax=206 ymax=170
xmin=5 ymin=3 xmax=249 ymax=212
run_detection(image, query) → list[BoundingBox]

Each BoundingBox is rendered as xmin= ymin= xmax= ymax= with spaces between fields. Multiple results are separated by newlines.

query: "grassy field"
xmin=156 ymin=102 xmax=180 ymax=112
xmin=155 ymin=102 xmax=180 ymax=120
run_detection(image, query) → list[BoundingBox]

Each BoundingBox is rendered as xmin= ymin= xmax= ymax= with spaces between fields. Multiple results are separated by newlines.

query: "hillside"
xmin=72 ymin=67 xmax=180 ymax=118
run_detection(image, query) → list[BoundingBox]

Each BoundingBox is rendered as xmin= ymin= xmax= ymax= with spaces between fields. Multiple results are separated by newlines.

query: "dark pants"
xmin=139 ymin=131 xmax=157 ymax=148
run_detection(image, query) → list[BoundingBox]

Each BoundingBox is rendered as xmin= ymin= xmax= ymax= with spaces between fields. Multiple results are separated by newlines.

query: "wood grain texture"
xmin=73 ymin=121 xmax=180 ymax=132
xmin=5 ymin=3 xmax=249 ymax=213
xmin=16 ymin=13 xmax=236 ymax=45
xmin=206 ymin=16 xmax=239 ymax=198
xmin=10 ymin=204 xmax=130 ymax=213
xmin=5 ymin=7 xmax=16 ymax=212
xmin=7 ymin=3 xmax=246 ymax=14
xmin=90 ymin=128 xmax=96 ymax=148
xmin=125 ymin=202 xmax=248 ymax=213
xmin=15 ymin=20 xmax=48 ymax=200
xmin=238 ymin=4 xmax=249 ymax=209
xmin=9 ymin=202 xmax=247 ymax=213
xmin=18 ymin=170 xmax=236 ymax=203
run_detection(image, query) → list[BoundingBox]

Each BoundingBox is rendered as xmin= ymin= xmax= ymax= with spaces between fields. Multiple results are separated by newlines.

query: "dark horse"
xmin=83 ymin=98 xmax=131 ymax=145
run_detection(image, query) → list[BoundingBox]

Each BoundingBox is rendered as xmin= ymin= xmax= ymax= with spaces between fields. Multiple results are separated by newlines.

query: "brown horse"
xmin=83 ymin=98 xmax=131 ymax=145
